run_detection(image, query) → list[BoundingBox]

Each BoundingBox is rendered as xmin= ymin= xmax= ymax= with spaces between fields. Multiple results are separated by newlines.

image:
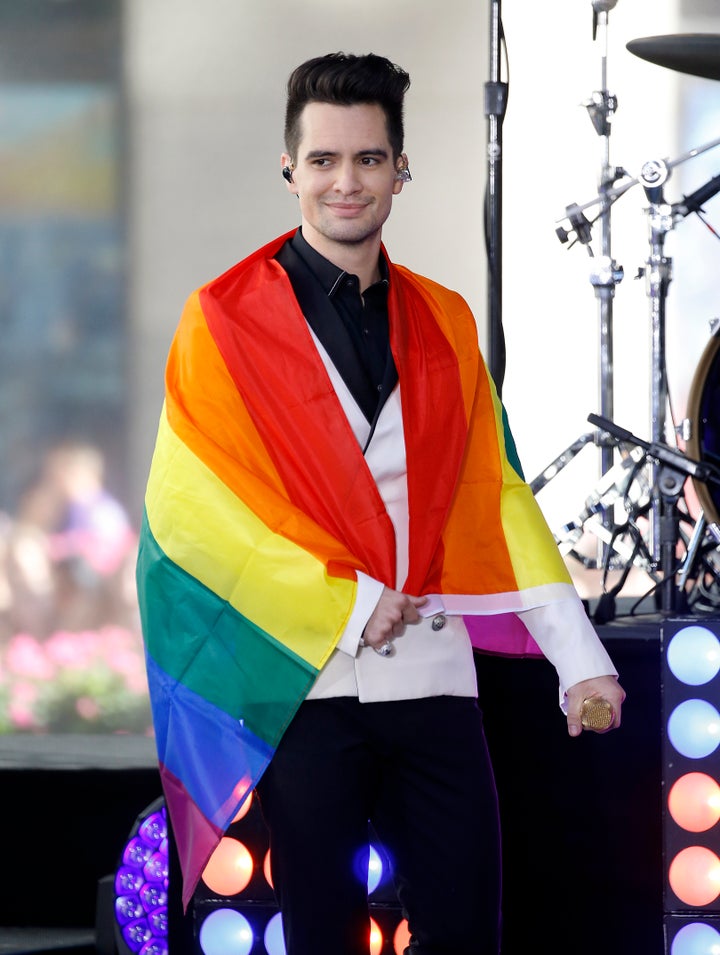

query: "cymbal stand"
xmin=563 ymin=1 xmax=626 ymax=563
xmin=636 ymin=162 xmax=674 ymax=566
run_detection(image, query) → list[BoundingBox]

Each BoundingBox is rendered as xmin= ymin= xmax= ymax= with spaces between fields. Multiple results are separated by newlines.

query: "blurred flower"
xmin=0 ymin=624 xmax=152 ymax=734
xmin=8 ymin=680 xmax=41 ymax=730
xmin=75 ymin=695 xmax=101 ymax=720
xmin=6 ymin=633 xmax=56 ymax=679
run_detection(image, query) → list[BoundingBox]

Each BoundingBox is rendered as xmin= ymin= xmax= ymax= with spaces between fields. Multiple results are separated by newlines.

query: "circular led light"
xmin=369 ymin=917 xmax=383 ymax=955
xmin=264 ymin=912 xmax=286 ymax=955
xmin=394 ymin=918 xmax=412 ymax=955
xmin=263 ymin=849 xmax=273 ymax=889
xmin=367 ymin=845 xmax=383 ymax=894
xmin=671 ymin=920 xmax=720 ymax=955
xmin=669 ymin=846 xmax=720 ymax=907
xmin=668 ymin=626 xmax=720 ymax=686
xmin=231 ymin=792 xmax=253 ymax=823
xmin=668 ymin=773 xmax=720 ymax=832
xmin=201 ymin=837 xmax=253 ymax=896
xmin=668 ymin=700 xmax=720 ymax=759
xmin=197 ymin=909 xmax=253 ymax=955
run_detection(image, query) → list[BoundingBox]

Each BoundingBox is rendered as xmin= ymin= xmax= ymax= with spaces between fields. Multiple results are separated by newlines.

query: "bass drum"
xmin=687 ymin=327 xmax=720 ymax=525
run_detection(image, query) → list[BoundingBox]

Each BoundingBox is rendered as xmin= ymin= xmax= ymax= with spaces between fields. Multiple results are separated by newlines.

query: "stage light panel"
xmin=112 ymin=797 xmax=169 ymax=955
xmin=119 ymin=791 xmax=409 ymax=953
xmin=663 ymin=619 xmax=720 ymax=942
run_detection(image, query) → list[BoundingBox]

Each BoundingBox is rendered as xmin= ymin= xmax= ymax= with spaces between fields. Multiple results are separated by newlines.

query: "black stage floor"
xmin=0 ymin=613 xmax=687 ymax=954
xmin=0 ymin=930 xmax=95 ymax=955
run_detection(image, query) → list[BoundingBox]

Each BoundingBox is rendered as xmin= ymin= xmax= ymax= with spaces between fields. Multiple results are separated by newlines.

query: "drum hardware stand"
xmin=539 ymin=16 xmax=720 ymax=614
xmin=556 ymin=134 xmax=720 ymax=237
xmin=677 ymin=518 xmax=720 ymax=613
xmin=636 ymin=162 xmax=674 ymax=565
xmin=675 ymin=510 xmax=719 ymax=596
xmin=588 ymin=413 xmax=720 ymax=613
xmin=634 ymin=161 xmax=720 ymax=562
xmin=556 ymin=0 xmax=624 ymax=566
xmin=548 ymin=136 xmax=720 ymax=613
xmin=530 ymin=431 xmax=599 ymax=496
xmin=529 ymin=413 xmax=720 ymax=618
xmin=532 ymin=426 xmax=658 ymax=575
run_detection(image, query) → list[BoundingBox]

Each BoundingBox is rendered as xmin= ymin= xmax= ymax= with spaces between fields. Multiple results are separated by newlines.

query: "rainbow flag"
xmin=136 ymin=231 xmax=574 ymax=906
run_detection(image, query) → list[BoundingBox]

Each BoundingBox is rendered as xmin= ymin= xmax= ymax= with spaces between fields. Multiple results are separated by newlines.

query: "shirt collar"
xmin=290 ymin=228 xmax=389 ymax=298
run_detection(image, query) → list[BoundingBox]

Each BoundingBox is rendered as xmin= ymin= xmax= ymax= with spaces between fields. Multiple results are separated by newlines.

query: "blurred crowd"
xmin=0 ymin=441 xmax=138 ymax=640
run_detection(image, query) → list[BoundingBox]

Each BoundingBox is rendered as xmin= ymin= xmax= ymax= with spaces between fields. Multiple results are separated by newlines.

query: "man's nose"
xmin=333 ymin=162 xmax=362 ymax=193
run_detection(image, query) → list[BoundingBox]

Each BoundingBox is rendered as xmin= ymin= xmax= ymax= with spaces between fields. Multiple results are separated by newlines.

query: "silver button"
xmin=431 ymin=614 xmax=446 ymax=631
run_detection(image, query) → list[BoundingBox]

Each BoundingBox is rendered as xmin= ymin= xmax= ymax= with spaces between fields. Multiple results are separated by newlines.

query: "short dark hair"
xmin=284 ymin=52 xmax=411 ymax=162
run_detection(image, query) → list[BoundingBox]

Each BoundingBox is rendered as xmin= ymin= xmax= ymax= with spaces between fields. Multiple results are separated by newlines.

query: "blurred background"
xmin=0 ymin=0 xmax=718 ymax=736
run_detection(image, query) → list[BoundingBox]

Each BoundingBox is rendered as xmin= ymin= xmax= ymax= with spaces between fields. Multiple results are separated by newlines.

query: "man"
xmin=137 ymin=52 xmax=625 ymax=955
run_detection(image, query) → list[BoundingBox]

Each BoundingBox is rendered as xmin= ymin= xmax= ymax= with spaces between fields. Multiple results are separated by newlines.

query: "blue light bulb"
xmin=264 ymin=912 xmax=287 ymax=955
xmin=139 ymin=941 xmax=168 ymax=955
xmin=143 ymin=850 xmax=169 ymax=884
xmin=368 ymin=844 xmax=383 ymax=894
xmin=123 ymin=837 xmax=153 ymax=869
xmin=671 ymin=920 xmax=720 ymax=955
xmin=115 ymin=895 xmax=143 ymax=926
xmin=668 ymin=626 xmax=720 ymax=686
xmin=139 ymin=811 xmax=167 ymax=849
xmin=122 ymin=917 xmax=153 ymax=953
xmin=116 ymin=866 xmax=144 ymax=894
xmin=668 ymin=699 xmax=720 ymax=759
xmin=139 ymin=883 xmax=168 ymax=913
xmin=198 ymin=909 xmax=254 ymax=955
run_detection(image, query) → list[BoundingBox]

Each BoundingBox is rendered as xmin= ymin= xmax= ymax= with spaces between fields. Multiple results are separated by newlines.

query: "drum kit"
xmin=530 ymin=9 xmax=720 ymax=621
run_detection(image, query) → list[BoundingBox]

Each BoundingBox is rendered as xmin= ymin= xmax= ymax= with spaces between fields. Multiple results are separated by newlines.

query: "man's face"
xmin=281 ymin=101 xmax=406 ymax=261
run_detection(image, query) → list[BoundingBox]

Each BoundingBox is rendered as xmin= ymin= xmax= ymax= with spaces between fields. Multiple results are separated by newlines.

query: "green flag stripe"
xmin=137 ymin=516 xmax=318 ymax=747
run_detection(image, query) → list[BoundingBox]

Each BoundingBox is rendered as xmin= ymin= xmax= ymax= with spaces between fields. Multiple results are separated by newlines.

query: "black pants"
xmin=256 ymin=696 xmax=502 ymax=955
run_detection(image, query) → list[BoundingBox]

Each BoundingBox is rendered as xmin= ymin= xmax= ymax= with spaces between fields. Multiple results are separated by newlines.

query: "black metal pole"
xmin=485 ymin=0 xmax=508 ymax=395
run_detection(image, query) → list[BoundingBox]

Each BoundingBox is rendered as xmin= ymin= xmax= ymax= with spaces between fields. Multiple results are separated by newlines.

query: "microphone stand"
xmin=484 ymin=0 xmax=508 ymax=395
xmin=586 ymin=0 xmax=623 ymax=563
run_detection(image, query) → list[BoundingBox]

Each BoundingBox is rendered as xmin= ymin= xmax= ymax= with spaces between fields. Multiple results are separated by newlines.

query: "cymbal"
xmin=627 ymin=34 xmax=720 ymax=81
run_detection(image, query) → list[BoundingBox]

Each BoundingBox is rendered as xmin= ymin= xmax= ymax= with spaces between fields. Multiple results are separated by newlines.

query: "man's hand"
xmin=361 ymin=587 xmax=428 ymax=650
xmin=565 ymin=675 xmax=626 ymax=737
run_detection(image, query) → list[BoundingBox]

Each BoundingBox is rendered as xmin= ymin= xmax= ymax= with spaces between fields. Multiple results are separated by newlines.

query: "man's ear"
xmin=280 ymin=154 xmax=297 ymax=192
xmin=394 ymin=152 xmax=412 ymax=194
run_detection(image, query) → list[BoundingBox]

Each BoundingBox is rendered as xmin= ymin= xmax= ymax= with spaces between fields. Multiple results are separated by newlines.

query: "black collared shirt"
xmin=275 ymin=229 xmax=398 ymax=423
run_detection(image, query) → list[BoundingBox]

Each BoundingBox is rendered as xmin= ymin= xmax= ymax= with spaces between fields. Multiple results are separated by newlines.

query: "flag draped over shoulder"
xmin=136 ymin=230 xmax=574 ymax=907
